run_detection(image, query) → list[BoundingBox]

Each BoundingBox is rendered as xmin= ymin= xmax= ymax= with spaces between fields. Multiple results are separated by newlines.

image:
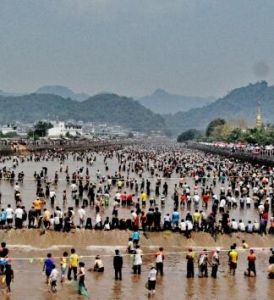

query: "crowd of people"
xmin=0 ymin=145 xmax=273 ymax=239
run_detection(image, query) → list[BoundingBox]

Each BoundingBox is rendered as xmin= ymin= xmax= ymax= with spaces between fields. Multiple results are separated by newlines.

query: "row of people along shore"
xmin=0 ymin=240 xmax=274 ymax=295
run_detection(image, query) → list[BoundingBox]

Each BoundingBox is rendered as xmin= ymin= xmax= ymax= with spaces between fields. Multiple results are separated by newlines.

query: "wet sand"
xmin=0 ymin=230 xmax=273 ymax=250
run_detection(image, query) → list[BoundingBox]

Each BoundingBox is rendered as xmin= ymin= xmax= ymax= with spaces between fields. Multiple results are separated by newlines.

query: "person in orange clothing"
xmin=33 ymin=197 xmax=46 ymax=218
xmin=246 ymin=249 xmax=256 ymax=277
xmin=155 ymin=247 xmax=165 ymax=276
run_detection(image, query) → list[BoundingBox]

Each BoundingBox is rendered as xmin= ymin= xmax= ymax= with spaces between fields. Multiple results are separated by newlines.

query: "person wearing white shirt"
xmin=253 ymin=220 xmax=260 ymax=232
xmin=49 ymin=265 xmax=59 ymax=293
xmin=70 ymin=183 xmax=77 ymax=197
xmin=163 ymin=213 xmax=171 ymax=230
xmin=50 ymin=190 xmax=56 ymax=206
xmin=238 ymin=220 xmax=245 ymax=232
xmin=246 ymin=221 xmax=253 ymax=233
xmin=246 ymin=197 xmax=251 ymax=208
xmin=179 ymin=219 xmax=186 ymax=233
xmin=78 ymin=206 xmax=86 ymax=228
xmin=133 ymin=246 xmax=143 ymax=274
xmin=95 ymin=213 xmax=102 ymax=229
xmin=193 ymin=194 xmax=200 ymax=208
xmin=147 ymin=266 xmax=157 ymax=295
xmin=258 ymin=203 xmax=264 ymax=215
xmin=6 ymin=205 xmax=14 ymax=228
xmin=93 ymin=255 xmax=104 ymax=272
xmin=185 ymin=220 xmax=193 ymax=238
xmin=219 ymin=198 xmax=226 ymax=213
xmin=231 ymin=197 xmax=237 ymax=208
xmin=114 ymin=192 xmax=121 ymax=204
xmin=14 ymin=182 xmax=20 ymax=192
xmin=230 ymin=219 xmax=238 ymax=232
xmin=15 ymin=205 xmax=24 ymax=229
xmin=54 ymin=208 xmax=63 ymax=231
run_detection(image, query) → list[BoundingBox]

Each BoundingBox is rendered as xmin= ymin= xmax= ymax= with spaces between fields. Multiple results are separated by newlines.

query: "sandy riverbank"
xmin=0 ymin=230 xmax=273 ymax=250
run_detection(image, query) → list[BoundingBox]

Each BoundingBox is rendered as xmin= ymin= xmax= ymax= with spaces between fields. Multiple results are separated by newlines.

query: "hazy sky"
xmin=0 ymin=0 xmax=274 ymax=98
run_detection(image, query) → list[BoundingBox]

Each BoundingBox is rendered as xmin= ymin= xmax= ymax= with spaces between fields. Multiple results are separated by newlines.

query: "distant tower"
xmin=255 ymin=100 xmax=263 ymax=129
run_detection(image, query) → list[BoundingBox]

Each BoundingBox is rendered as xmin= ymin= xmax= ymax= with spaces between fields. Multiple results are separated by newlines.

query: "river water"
xmin=0 ymin=150 xmax=273 ymax=299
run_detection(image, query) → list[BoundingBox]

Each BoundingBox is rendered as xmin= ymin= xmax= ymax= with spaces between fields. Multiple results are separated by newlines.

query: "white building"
xmin=48 ymin=122 xmax=83 ymax=137
xmin=0 ymin=124 xmax=17 ymax=135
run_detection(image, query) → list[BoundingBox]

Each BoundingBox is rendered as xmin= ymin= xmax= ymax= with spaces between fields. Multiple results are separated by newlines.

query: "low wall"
xmin=188 ymin=143 xmax=274 ymax=166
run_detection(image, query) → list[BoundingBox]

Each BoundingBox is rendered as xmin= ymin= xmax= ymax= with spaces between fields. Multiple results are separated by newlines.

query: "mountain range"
xmin=165 ymin=81 xmax=274 ymax=135
xmin=138 ymin=88 xmax=214 ymax=114
xmin=0 ymin=93 xmax=167 ymax=134
xmin=1 ymin=81 xmax=274 ymax=136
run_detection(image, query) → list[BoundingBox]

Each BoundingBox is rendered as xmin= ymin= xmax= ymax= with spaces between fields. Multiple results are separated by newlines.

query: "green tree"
xmin=177 ymin=129 xmax=202 ymax=142
xmin=227 ymin=128 xmax=242 ymax=142
xmin=206 ymin=118 xmax=226 ymax=137
xmin=30 ymin=121 xmax=53 ymax=138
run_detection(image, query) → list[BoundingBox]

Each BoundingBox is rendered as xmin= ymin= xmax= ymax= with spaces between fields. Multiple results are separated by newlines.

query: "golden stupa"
xmin=255 ymin=101 xmax=263 ymax=129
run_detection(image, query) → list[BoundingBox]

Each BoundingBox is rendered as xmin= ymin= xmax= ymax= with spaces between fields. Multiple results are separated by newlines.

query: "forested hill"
xmin=165 ymin=81 xmax=274 ymax=135
xmin=35 ymin=85 xmax=90 ymax=102
xmin=0 ymin=93 xmax=167 ymax=134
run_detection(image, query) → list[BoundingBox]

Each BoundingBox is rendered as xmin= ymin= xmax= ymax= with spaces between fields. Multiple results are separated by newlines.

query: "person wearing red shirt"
xmin=247 ymin=249 xmax=256 ymax=277
xmin=120 ymin=192 xmax=127 ymax=207
xmin=126 ymin=193 xmax=133 ymax=206
xmin=202 ymin=193 xmax=210 ymax=209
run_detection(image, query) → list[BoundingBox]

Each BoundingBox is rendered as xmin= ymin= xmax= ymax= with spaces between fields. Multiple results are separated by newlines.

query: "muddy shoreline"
xmin=1 ymin=230 xmax=273 ymax=250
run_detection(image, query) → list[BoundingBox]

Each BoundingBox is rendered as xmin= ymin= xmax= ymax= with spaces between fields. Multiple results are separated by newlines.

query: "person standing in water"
xmin=43 ymin=253 xmax=55 ymax=284
xmin=229 ymin=245 xmax=238 ymax=276
xmin=60 ymin=251 xmax=68 ymax=284
xmin=5 ymin=263 xmax=14 ymax=293
xmin=211 ymin=248 xmax=220 ymax=278
xmin=155 ymin=247 xmax=165 ymax=276
xmin=68 ymin=248 xmax=79 ymax=281
xmin=246 ymin=249 xmax=256 ymax=277
xmin=147 ymin=265 xmax=157 ymax=296
xmin=113 ymin=249 xmax=123 ymax=280
xmin=49 ymin=264 xmax=58 ymax=293
xmin=78 ymin=262 xmax=88 ymax=296
xmin=186 ymin=248 xmax=195 ymax=278
xmin=268 ymin=248 xmax=274 ymax=279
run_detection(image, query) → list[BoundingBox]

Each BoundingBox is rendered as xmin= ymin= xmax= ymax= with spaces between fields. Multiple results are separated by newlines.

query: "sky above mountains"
xmin=0 ymin=0 xmax=274 ymax=98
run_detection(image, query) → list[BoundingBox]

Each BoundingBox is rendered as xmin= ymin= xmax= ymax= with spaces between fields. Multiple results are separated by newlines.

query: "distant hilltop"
xmin=138 ymin=88 xmax=214 ymax=114
xmin=35 ymin=85 xmax=90 ymax=102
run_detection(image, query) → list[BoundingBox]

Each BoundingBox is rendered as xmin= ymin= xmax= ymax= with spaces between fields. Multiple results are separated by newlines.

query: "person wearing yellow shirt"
xmin=33 ymin=198 xmax=45 ymax=217
xmin=68 ymin=248 xmax=79 ymax=281
xmin=229 ymin=246 xmax=238 ymax=276
xmin=140 ymin=191 xmax=147 ymax=206
xmin=193 ymin=210 xmax=201 ymax=231
xmin=43 ymin=208 xmax=51 ymax=229
xmin=60 ymin=251 xmax=68 ymax=283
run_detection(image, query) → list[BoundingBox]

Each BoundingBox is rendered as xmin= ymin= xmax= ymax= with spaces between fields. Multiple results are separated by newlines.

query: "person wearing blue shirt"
xmin=131 ymin=230 xmax=140 ymax=247
xmin=172 ymin=209 xmax=180 ymax=229
xmin=0 ymin=209 xmax=7 ymax=229
xmin=43 ymin=253 xmax=55 ymax=284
